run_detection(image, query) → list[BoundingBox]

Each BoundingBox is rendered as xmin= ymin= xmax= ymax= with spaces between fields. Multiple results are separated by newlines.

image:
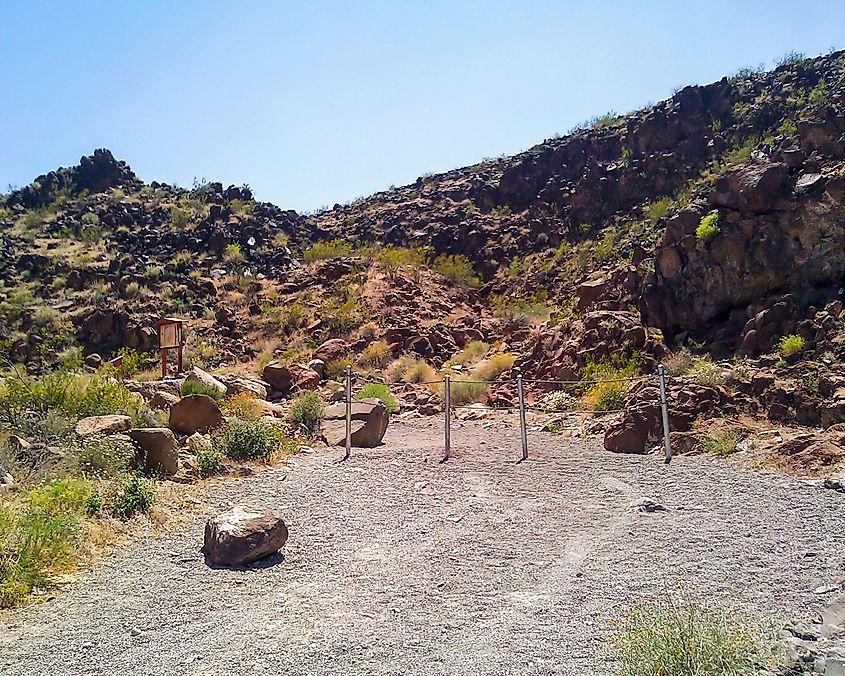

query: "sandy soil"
xmin=2 ymin=415 xmax=844 ymax=675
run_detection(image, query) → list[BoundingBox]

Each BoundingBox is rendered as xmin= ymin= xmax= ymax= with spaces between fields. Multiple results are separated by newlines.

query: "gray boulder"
xmin=128 ymin=427 xmax=178 ymax=475
xmin=202 ymin=506 xmax=289 ymax=566
xmin=322 ymin=399 xmax=389 ymax=447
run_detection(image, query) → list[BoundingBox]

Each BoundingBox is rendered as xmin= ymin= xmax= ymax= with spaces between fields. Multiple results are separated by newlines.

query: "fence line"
xmin=337 ymin=367 xmax=673 ymax=464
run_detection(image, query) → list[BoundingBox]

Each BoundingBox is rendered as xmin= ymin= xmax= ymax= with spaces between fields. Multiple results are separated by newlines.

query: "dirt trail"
xmin=2 ymin=416 xmax=844 ymax=675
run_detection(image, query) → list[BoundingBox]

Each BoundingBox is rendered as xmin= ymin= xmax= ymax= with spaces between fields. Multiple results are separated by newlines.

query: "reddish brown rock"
xmin=169 ymin=394 xmax=223 ymax=435
xmin=202 ymin=506 xmax=289 ymax=566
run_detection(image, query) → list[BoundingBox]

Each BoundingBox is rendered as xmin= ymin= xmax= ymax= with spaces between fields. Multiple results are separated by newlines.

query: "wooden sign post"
xmin=156 ymin=317 xmax=184 ymax=378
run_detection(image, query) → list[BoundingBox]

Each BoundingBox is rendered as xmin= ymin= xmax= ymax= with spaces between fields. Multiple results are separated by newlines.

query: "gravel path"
xmin=2 ymin=416 xmax=844 ymax=675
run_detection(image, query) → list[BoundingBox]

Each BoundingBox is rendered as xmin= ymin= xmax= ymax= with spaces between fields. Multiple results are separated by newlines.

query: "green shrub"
xmin=447 ymin=378 xmax=489 ymax=405
xmin=358 ymin=339 xmax=391 ymax=369
xmin=302 ymin=239 xmax=354 ymax=262
xmin=0 ymin=369 xmax=147 ymax=427
xmin=472 ymin=353 xmax=515 ymax=381
xmin=221 ymin=392 xmax=264 ymax=420
xmin=215 ymin=419 xmax=284 ymax=461
xmin=196 ymin=446 xmax=223 ymax=476
xmin=779 ymin=334 xmax=805 ymax=356
xmin=447 ymin=340 xmax=489 ymax=367
xmin=696 ymin=211 xmax=720 ymax=241
xmin=702 ymin=428 xmax=743 ymax=456
xmin=375 ymin=244 xmax=431 ymax=276
xmin=73 ymin=434 xmax=135 ymax=477
xmin=432 ymin=254 xmax=480 ymax=287
xmin=179 ymin=379 xmax=224 ymax=401
xmin=356 ymin=383 xmax=398 ymax=413
xmin=581 ymin=355 xmax=640 ymax=412
xmin=491 ymin=293 xmax=552 ymax=325
xmin=287 ymin=391 xmax=324 ymax=436
xmin=611 ymin=594 xmax=774 ymax=674
xmin=107 ymin=473 xmax=155 ymax=519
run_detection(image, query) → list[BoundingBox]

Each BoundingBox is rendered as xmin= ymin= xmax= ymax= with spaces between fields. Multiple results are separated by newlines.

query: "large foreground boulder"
xmin=75 ymin=414 xmax=132 ymax=437
xmin=169 ymin=394 xmax=223 ymax=435
xmin=202 ymin=506 xmax=289 ymax=566
xmin=127 ymin=427 xmax=178 ymax=475
xmin=322 ymin=399 xmax=389 ymax=447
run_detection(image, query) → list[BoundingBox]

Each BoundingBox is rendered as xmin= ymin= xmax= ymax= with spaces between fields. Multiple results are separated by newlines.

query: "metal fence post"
xmin=657 ymin=364 xmax=672 ymax=464
xmin=343 ymin=365 xmax=352 ymax=462
xmin=517 ymin=372 xmax=528 ymax=462
xmin=442 ymin=375 xmax=451 ymax=463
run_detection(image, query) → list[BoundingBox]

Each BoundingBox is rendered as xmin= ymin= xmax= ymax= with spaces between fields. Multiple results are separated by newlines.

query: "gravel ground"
xmin=2 ymin=415 xmax=844 ymax=675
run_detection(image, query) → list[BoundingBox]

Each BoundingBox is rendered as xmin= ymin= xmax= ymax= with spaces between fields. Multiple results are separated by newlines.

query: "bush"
xmin=702 ymin=428 xmax=743 ymax=456
xmin=385 ymin=356 xmax=437 ymax=384
xmin=302 ymin=239 xmax=354 ymax=262
xmin=221 ymin=392 xmax=264 ymax=420
xmin=539 ymin=390 xmax=577 ymax=412
xmin=376 ymin=245 xmax=431 ymax=277
xmin=696 ymin=210 xmax=720 ymax=241
xmin=359 ymin=339 xmax=391 ymax=369
xmin=581 ymin=355 xmax=640 ymax=413
xmin=196 ymin=446 xmax=222 ymax=476
xmin=472 ymin=353 xmax=515 ymax=381
xmin=447 ymin=340 xmax=489 ymax=367
xmin=432 ymin=254 xmax=480 ymax=287
xmin=179 ymin=379 xmax=224 ymax=401
xmin=73 ymin=434 xmax=135 ymax=477
xmin=356 ymin=383 xmax=398 ymax=413
xmin=107 ymin=473 xmax=155 ymax=519
xmin=215 ymin=419 xmax=284 ymax=462
xmin=611 ymin=594 xmax=774 ymax=674
xmin=287 ymin=391 xmax=324 ymax=436
xmin=447 ymin=378 xmax=489 ymax=405
xmin=779 ymin=334 xmax=805 ymax=356
xmin=0 ymin=369 xmax=147 ymax=427
xmin=491 ymin=293 xmax=552 ymax=325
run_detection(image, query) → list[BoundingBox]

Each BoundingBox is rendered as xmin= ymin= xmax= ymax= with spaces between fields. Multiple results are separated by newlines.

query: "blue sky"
xmin=0 ymin=1 xmax=841 ymax=211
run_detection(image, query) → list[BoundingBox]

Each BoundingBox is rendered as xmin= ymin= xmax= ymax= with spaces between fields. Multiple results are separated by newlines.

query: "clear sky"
xmin=0 ymin=1 xmax=841 ymax=212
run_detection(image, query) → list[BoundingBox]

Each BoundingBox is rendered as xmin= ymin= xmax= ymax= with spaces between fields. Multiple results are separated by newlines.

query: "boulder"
xmin=314 ymin=338 xmax=351 ymax=362
xmin=149 ymin=390 xmax=179 ymax=410
xmin=202 ymin=506 xmax=289 ymax=566
xmin=604 ymin=411 xmax=650 ymax=454
xmin=184 ymin=366 xmax=227 ymax=396
xmin=219 ymin=374 xmax=269 ymax=399
xmin=84 ymin=353 xmax=103 ymax=368
xmin=322 ymin=399 xmax=389 ymax=447
xmin=75 ymin=414 xmax=132 ymax=438
xmin=288 ymin=363 xmax=321 ymax=390
xmin=262 ymin=362 xmax=293 ymax=393
xmin=169 ymin=394 xmax=223 ymax=435
xmin=128 ymin=427 xmax=179 ymax=475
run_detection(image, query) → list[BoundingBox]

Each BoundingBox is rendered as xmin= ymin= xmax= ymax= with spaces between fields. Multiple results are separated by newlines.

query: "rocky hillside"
xmin=3 ymin=50 xmax=845 ymax=455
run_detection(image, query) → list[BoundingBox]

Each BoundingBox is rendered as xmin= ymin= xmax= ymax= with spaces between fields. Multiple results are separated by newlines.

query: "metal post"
xmin=343 ymin=365 xmax=352 ymax=462
xmin=442 ymin=375 xmax=451 ymax=463
xmin=657 ymin=364 xmax=672 ymax=464
xmin=517 ymin=372 xmax=528 ymax=462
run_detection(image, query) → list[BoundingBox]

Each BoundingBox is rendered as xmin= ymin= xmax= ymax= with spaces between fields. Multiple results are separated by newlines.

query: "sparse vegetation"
xmin=196 ymin=445 xmax=223 ymax=476
xmin=302 ymin=239 xmax=355 ymax=261
xmin=696 ymin=210 xmax=720 ymax=241
xmin=356 ymin=382 xmax=398 ymax=413
xmin=471 ymin=353 xmax=515 ymax=381
xmin=214 ymin=419 xmax=289 ymax=462
xmin=432 ymin=254 xmax=480 ymax=287
xmin=386 ymin=356 xmax=437 ymax=384
xmin=581 ymin=355 xmax=640 ymax=412
xmin=611 ymin=593 xmax=775 ymax=675
xmin=287 ymin=391 xmax=324 ymax=436
xmin=702 ymin=428 xmax=743 ymax=456
xmin=179 ymin=379 xmax=224 ymax=401
xmin=106 ymin=472 xmax=155 ymax=519
xmin=779 ymin=334 xmax=806 ymax=356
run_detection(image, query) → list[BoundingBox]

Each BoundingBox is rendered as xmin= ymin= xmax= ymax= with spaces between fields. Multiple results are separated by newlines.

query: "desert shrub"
xmin=696 ymin=210 xmax=720 ymax=241
xmin=663 ymin=348 xmax=696 ymax=377
xmin=359 ymin=339 xmax=391 ymax=369
xmin=214 ymin=419 xmax=283 ymax=461
xmin=432 ymin=254 xmax=480 ymax=287
xmin=491 ymin=293 xmax=552 ymax=325
xmin=112 ymin=347 xmax=144 ymax=378
xmin=221 ymin=392 xmax=264 ymax=420
xmin=0 ymin=369 xmax=146 ymax=427
xmin=223 ymin=243 xmax=244 ymax=264
xmin=302 ymin=239 xmax=354 ymax=262
xmin=326 ymin=354 xmax=356 ymax=379
xmin=447 ymin=377 xmax=489 ymax=405
xmin=375 ymin=244 xmax=431 ymax=277
xmin=645 ymin=196 xmax=673 ymax=224
xmin=611 ymin=594 xmax=774 ymax=674
xmin=688 ymin=358 xmax=727 ymax=387
xmin=581 ymin=355 xmax=640 ymax=412
xmin=776 ymin=50 xmax=806 ymax=67
xmin=539 ymin=390 xmax=577 ymax=412
xmin=356 ymin=382 xmax=398 ymax=413
xmin=107 ymin=472 xmax=155 ymax=519
xmin=179 ymin=379 xmax=224 ymax=401
xmin=702 ymin=428 xmax=743 ymax=456
xmin=169 ymin=207 xmax=191 ymax=228
xmin=228 ymin=199 xmax=255 ymax=216
xmin=196 ymin=445 xmax=222 ymax=476
xmin=73 ymin=434 xmax=135 ymax=477
xmin=779 ymin=334 xmax=805 ymax=356
xmin=447 ymin=340 xmax=489 ymax=367
xmin=471 ymin=353 xmax=515 ymax=381
xmin=287 ymin=391 xmax=324 ymax=436
xmin=385 ymin=356 xmax=437 ymax=384
xmin=321 ymin=289 xmax=372 ymax=334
